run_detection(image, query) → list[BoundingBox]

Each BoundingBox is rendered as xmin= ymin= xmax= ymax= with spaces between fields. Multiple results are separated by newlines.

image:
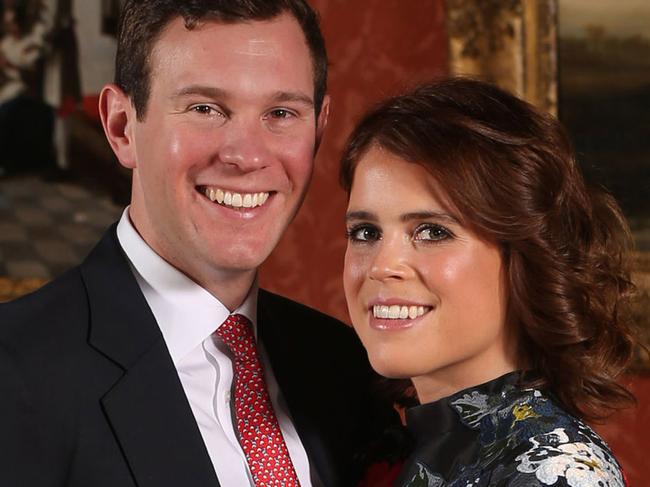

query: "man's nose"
xmin=217 ymin=119 xmax=272 ymax=172
xmin=368 ymin=235 xmax=413 ymax=282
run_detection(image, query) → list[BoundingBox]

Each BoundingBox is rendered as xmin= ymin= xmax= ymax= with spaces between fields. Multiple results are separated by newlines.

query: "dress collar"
xmin=405 ymin=371 xmax=522 ymax=440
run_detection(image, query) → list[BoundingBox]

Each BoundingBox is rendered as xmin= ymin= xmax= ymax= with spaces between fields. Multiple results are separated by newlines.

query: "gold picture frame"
xmin=446 ymin=0 xmax=558 ymax=115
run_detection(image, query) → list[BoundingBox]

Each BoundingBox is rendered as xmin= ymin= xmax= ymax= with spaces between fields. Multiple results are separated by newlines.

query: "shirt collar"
xmin=116 ymin=208 xmax=259 ymax=365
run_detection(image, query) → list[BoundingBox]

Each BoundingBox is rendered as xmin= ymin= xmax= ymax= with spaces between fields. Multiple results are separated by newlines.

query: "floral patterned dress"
xmin=395 ymin=372 xmax=626 ymax=487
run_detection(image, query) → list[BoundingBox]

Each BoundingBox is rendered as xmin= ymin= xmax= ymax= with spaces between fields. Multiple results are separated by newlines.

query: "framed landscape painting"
xmin=558 ymin=0 xmax=650 ymax=369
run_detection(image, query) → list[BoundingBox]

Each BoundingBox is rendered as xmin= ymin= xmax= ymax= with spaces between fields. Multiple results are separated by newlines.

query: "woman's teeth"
xmin=203 ymin=187 xmax=270 ymax=208
xmin=372 ymin=305 xmax=429 ymax=320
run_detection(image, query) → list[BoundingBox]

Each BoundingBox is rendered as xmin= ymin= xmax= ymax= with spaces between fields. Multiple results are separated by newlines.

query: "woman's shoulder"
xmin=398 ymin=375 xmax=627 ymax=487
xmin=474 ymin=386 xmax=627 ymax=486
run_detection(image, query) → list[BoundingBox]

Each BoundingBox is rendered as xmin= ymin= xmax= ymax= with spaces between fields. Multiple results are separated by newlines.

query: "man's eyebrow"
xmin=171 ymin=85 xmax=228 ymax=99
xmin=170 ymin=87 xmax=314 ymax=107
xmin=270 ymin=91 xmax=314 ymax=107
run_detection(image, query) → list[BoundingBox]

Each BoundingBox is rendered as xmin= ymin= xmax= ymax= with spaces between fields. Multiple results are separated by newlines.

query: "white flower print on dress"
xmin=516 ymin=428 xmax=625 ymax=487
xmin=450 ymin=390 xmax=491 ymax=428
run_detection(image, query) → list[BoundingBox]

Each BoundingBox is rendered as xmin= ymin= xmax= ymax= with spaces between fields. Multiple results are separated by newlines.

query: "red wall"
xmin=595 ymin=375 xmax=650 ymax=486
xmin=260 ymin=0 xmax=448 ymax=322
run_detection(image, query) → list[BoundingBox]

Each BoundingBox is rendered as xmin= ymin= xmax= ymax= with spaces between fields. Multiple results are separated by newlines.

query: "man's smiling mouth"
xmin=198 ymin=186 xmax=271 ymax=209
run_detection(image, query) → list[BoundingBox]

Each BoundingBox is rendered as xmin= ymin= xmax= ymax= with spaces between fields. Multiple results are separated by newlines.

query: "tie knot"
xmin=216 ymin=314 xmax=256 ymax=361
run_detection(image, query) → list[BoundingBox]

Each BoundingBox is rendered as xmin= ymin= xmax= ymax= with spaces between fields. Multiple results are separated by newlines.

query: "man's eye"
xmin=346 ymin=225 xmax=380 ymax=242
xmin=268 ymin=109 xmax=295 ymax=119
xmin=190 ymin=105 xmax=224 ymax=116
xmin=414 ymin=224 xmax=452 ymax=242
xmin=191 ymin=105 xmax=213 ymax=114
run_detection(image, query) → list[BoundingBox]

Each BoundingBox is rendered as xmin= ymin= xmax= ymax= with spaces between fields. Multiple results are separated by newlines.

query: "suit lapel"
xmin=81 ymin=227 xmax=219 ymax=487
xmin=257 ymin=291 xmax=338 ymax=487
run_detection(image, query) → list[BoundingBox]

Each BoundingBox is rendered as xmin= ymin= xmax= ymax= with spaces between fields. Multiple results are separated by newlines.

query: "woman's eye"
xmin=347 ymin=225 xmax=380 ymax=242
xmin=414 ymin=224 xmax=452 ymax=242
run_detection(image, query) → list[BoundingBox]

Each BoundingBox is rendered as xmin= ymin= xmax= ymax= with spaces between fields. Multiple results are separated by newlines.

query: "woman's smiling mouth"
xmin=367 ymin=301 xmax=434 ymax=330
xmin=372 ymin=304 xmax=431 ymax=320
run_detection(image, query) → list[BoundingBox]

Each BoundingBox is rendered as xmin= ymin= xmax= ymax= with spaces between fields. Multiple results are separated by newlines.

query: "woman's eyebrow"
xmin=345 ymin=210 xmax=460 ymax=225
xmin=400 ymin=211 xmax=460 ymax=224
xmin=345 ymin=210 xmax=377 ymax=223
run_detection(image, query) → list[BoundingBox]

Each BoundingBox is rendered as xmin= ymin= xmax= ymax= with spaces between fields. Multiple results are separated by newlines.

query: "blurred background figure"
xmin=0 ymin=0 xmax=56 ymax=176
xmin=41 ymin=0 xmax=81 ymax=173
xmin=0 ymin=0 xmax=125 ymax=284
xmin=0 ymin=0 xmax=123 ymax=188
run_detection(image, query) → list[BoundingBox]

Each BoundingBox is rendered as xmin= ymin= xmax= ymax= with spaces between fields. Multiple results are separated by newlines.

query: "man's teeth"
xmin=204 ymin=188 xmax=269 ymax=208
xmin=372 ymin=305 xmax=429 ymax=320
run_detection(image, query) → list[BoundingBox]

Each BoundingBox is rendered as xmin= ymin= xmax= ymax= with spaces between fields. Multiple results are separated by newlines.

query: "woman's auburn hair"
xmin=340 ymin=77 xmax=636 ymax=421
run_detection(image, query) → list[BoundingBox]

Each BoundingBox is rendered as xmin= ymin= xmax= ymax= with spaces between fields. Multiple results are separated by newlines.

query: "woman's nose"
xmin=368 ymin=236 xmax=412 ymax=282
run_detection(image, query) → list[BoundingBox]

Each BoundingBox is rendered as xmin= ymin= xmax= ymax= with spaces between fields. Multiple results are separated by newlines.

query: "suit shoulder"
xmin=0 ymin=267 xmax=89 ymax=347
xmin=259 ymin=289 xmax=349 ymax=329
xmin=258 ymin=289 xmax=363 ymax=355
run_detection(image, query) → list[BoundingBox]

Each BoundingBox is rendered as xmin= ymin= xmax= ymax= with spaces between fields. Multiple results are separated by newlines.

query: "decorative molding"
xmin=446 ymin=0 xmax=558 ymax=115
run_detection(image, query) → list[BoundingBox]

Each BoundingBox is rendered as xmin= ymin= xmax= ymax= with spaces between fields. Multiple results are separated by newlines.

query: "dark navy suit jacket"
xmin=0 ymin=225 xmax=394 ymax=487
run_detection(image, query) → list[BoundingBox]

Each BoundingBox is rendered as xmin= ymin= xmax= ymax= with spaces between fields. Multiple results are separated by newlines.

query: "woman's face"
xmin=343 ymin=146 xmax=516 ymax=402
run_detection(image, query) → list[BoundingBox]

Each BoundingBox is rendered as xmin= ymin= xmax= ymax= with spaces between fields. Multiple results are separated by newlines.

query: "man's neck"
xmin=123 ymin=207 xmax=258 ymax=312
xmin=199 ymin=269 xmax=257 ymax=313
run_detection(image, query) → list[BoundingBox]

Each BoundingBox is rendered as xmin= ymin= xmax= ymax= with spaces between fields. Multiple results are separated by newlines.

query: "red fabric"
xmin=57 ymin=95 xmax=101 ymax=121
xmin=56 ymin=95 xmax=78 ymax=117
xmin=358 ymin=461 xmax=403 ymax=487
xmin=217 ymin=314 xmax=300 ymax=486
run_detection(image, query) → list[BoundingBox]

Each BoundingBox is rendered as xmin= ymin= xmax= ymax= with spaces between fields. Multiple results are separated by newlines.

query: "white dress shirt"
xmin=116 ymin=209 xmax=313 ymax=486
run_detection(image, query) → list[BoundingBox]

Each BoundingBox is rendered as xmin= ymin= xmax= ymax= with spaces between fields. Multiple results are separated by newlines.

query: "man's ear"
xmin=99 ymin=83 xmax=138 ymax=169
xmin=315 ymin=94 xmax=330 ymax=152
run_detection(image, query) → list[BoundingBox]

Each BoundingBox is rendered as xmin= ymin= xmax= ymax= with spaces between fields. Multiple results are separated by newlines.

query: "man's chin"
xmin=205 ymin=247 xmax=274 ymax=275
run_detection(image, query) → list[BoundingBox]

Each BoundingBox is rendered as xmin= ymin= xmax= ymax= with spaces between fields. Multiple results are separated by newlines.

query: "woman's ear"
xmin=99 ymin=83 xmax=138 ymax=169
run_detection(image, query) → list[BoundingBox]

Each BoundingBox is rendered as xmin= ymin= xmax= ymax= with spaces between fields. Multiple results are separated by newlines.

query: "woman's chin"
xmin=368 ymin=355 xmax=416 ymax=379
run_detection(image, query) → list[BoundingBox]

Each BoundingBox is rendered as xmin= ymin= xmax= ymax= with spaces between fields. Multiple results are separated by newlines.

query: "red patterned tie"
xmin=216 ymin=314 xmax=301 ymax=487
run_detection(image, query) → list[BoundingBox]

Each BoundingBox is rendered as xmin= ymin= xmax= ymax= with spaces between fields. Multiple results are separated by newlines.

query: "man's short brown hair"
xmin=116 ymin=0 xmax=328 ymax=121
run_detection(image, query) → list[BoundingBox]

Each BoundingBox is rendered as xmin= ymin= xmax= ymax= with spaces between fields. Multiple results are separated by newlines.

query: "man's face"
xmin=124 ymin=14 xmax=325 ymax=291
